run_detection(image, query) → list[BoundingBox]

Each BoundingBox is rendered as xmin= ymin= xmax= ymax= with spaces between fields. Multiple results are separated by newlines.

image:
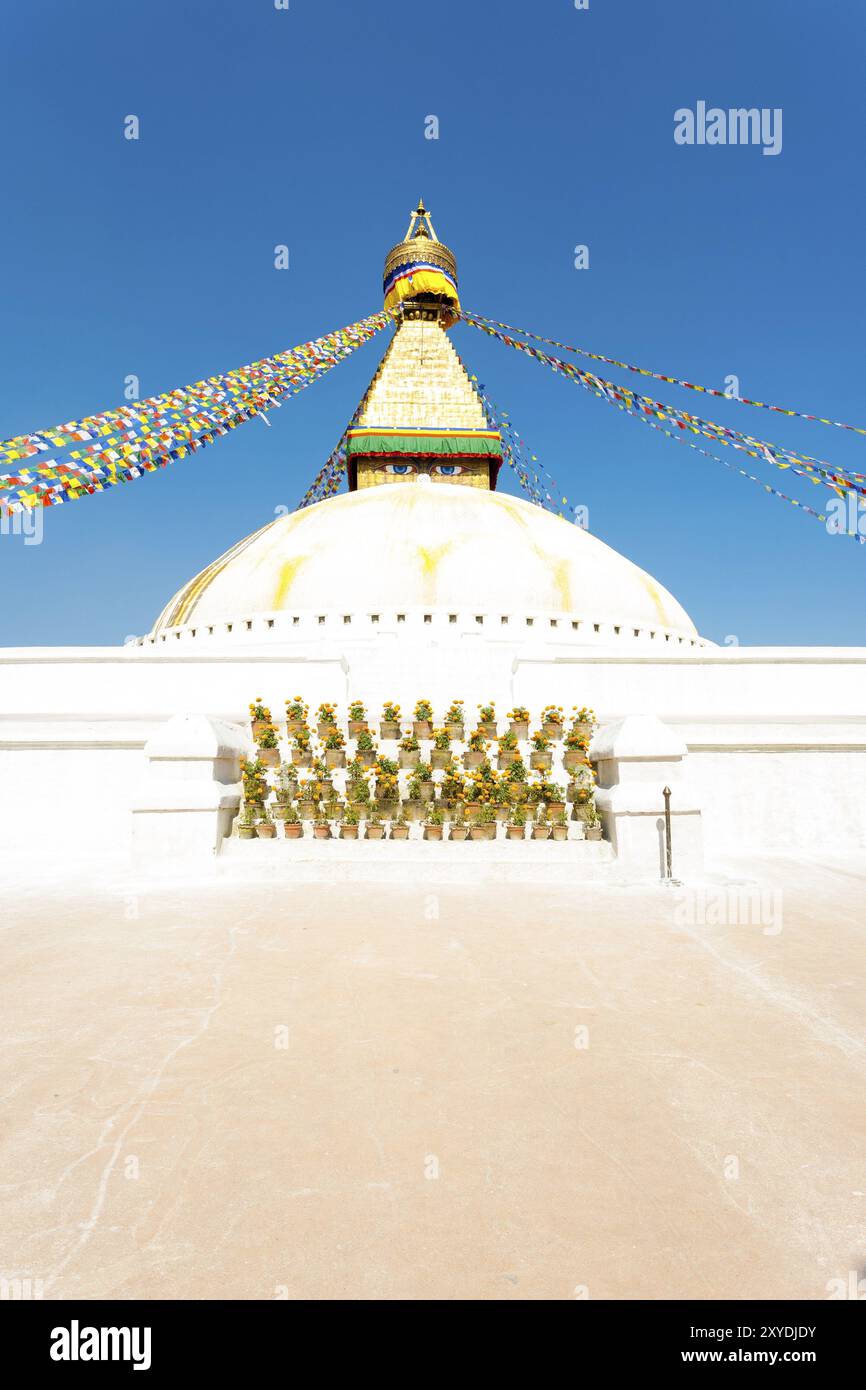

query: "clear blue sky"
xmin=1 ymin=0 xmax=864 ymax=646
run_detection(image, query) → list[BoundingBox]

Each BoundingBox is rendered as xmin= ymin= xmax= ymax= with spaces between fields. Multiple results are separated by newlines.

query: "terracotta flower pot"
xmin=292 ymin=752 xmax=312 ymax=767
xmin=404 ymin=801 xmax=423 ymax=821
xmin=424 ymin=823 xmax=444 ymax=840
xmin=552 ymin=825 xmax=568 ymax=841
xmin=495 ymin=805 xmax=510 ymax=822
xmin=298 ymin=800 xmax=317 ymax=819
xmin=532 ymin=825 xmax=550 ymax=840
xmin=390 ymin=825 xmax=410 ymax=840
xmin=571 ymin=721 xmax=593 ymax=741
xmin=482 ymin=821 xmax=498 ymax=840
xmin=357 ymin=751 xmax=376 ymax=768
xmin=250 ymin=719 xmax=269 ymax=739
xmin=238 ymin=825 xmax=256 ymax=840
xmin=284 ymin=719 xmax=304 ymax=737
xmin=586 ymin=826 xmax=603 ymax=841
xmin=417 ymin=783 xmax=435 ymax=802
xmin=506 ymin=825 xmax=525 ymax=840
xmin=497 ymin=753 xmax=518 ymax=771
xmin=449 ymin=825 xmax=469 ymax=841
xmin=325 ymin=749 xmax=346 ymax=768
xmin=479 ymin=720 xmax=497 ymax=738
xmin=542 ymin=721 xmax=563 ymax=739
xmin=431 ymin=750 xmax=450 ymax=770
xmin=317 ymin=721 xmax=336 ymax=740
xmin=469 ymin=825 xmax=487 ymax=841
xmin=413 ymin=720 xmax=433 ymax=739
xmin=283 ymin=822 xmax=302 ymax=838
xmin=256 ymin=823 xmax=277 ymax=839
xmin=340 ymin=823 xmax=359 ymax=839
xmin=259 ymin=747 xmax=280 ymax=768
xmin=445 ymin=722 xmax=464 ymax=740
xmin=464 ymin=801 xmax=481 ymax=819
xmin=399 ymin=750 xmax=420 ymax=769
xmin=546 ymin=802 xmax=566 ymax=819
xmin=365 ymin=824 xmax=385 ymax=840
xmin=348 ymin=720 xmax=368 ymax=736
xmin=563 ymin=750 xmax=584 ymax=770
xmin=530 ymin=752 xmax=552 ymax=771
xmin=509 ymin=720 xmax=528 ymax=739
xmin=463 ymin=751 xmax=485 ymax=769
xmin=380 ymin=720 xmax=400 ymax=740
xmin=313 ymin=823 xmax=331 ymax=839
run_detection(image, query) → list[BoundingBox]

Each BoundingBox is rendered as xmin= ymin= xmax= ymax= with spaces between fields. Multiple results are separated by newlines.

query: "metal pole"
xmin=663 ymin=785 xmax=673 ymax=882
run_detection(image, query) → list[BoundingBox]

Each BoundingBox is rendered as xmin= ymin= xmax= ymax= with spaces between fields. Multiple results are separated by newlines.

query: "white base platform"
xmin=219 ymin=835 xmax=615 ymax=884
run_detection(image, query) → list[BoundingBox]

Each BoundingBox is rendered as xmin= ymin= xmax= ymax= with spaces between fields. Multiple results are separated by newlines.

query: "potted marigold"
xmin=249 ymin=698 xmax=271 ymax=740
xmin=237 ymin=804 xmax=257 ymax=840
xmin=347 ymin=699 xmax=368 ymax=736
xmin=571 ymin=705 xmax=596 ymax=741
xmin=316 ymin=702 xmax=338 ymax=740
xmin=440 ymin=760 xmax=465 ymax=807
xmin=380 ymin=701 xmax=401 ymax=739
xmin=324 ymin=727 xmax=346 ymax=768
xmin=284 ymin=696 xmax=308 ymax=736
xmin=444 ymin=699 xmax=465 ymax=740
xmin=464 ymin=729 xmax=488 ymax=769
xmin=256 ymin=722 xmax=280 ymax=768
xmin=530 ymin=730 xmax=553 ymax=771
xmin=541 ymin=704 xmax=564 ymax=738
xmin=404 ymin=780 xmax=423 ymax=821
xmin=586 ymin=812 xmax=603 ymax=842
xmin=563 ymin=729 xmax=590 ymax=771
xmin=313 ymin=804 xmax=331 ymax=840
xmin=532 ymin=807 xmax=550 ymax=841
xmin=282 ymin=805 xmax=302 ymax=839
xmin=390 ymin=810 xmax=410 ymax=841
xmin=505 ymin=757 xmax=528 ymax=801
xmin=240 ymin=757 xmax=267 ymax=814
xmin=551 ymin=810 xmax=569 ymax=842
xmin=424 ymin=806 xmax=444 ymax=841
xmin=365 ymin=811 xmax=385 ymax=841
xmin=291 ymin=727 xmax=313 ymax=767
xmin=497 ymin=729 xmax=520 ymax=771
xmin=507 ymin=705 xmax=530 ymax=740
xmin=413 ymin=698 xmax=434 ymax=740
xmin=340 ymin=805 xmax=360 ymax=840
xmin=256 ymin=809 xmax=277 ymax=840
xmin=297 ymin=781 xmax=318 ymax=819
xmin=492 ymin=783 xmax=511 ymax=822
xmin=468 ymin=803 xmax=493 ymax=841
xmin=544 ymin=783 xmax=567 ymax=819
xmin=355 ymin=729 xmax=377 ymax=767
xmin=415 ymin=761 xmax=435 ymax=802
xmin=507 ymin=806 xmax=526 ymax=841
xmin=431 ymin=728 xmax=451 ymax=770
xmin=399 ymin=731 xmax=420 ymax=768
xmin=349 ymin=779 xmax=371 ymax=816
xmin=477 ymin=701 xmax=497 ymax=738
xmin=448 ymin=804 xmax=469 ymax=841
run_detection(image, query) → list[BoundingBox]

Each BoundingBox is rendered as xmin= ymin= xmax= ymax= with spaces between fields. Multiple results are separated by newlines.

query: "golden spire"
xmin=384 ymin=198 xmax=460 ymax=326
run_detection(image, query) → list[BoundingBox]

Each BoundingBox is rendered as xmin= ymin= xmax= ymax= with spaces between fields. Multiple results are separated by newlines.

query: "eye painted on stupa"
xmin=433 ymin=463 xmax=465 ymax=476
xmin=384 ymin=462 xmax=417 ymax=475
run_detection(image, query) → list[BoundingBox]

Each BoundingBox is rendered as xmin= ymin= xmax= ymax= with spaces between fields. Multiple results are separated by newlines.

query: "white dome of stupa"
xmin=150 ymin=478 xmax=702 ymax=646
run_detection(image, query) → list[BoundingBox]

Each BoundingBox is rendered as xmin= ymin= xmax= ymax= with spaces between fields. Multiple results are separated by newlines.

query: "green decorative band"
xmin=346 ymin=429 xmax=502 ymax=458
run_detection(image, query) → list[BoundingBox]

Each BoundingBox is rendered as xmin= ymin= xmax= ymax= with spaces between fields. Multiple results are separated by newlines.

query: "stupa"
xmin=2 ymin=202 xmax=863 ymax=878
xmin=148 ymin=202 xmax=704 ymax=655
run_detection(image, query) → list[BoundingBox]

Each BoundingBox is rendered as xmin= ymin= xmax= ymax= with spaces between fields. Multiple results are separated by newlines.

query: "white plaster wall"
xmin=1 ymin=639 xmax=865 ymax=864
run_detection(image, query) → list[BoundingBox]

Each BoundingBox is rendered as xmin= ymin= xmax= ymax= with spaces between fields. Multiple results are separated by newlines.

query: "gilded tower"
xmin=346 ymin=201 xmax=502 ymax=492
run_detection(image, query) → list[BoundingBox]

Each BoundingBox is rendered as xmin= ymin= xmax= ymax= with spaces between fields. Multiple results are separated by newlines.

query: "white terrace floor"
xmin=1 ymin=853 xmax=864 ymax=1301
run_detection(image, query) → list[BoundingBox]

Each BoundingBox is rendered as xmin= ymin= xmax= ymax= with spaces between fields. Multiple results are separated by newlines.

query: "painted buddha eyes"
xmin=383 ymin=462 xmax=466 ymax=476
